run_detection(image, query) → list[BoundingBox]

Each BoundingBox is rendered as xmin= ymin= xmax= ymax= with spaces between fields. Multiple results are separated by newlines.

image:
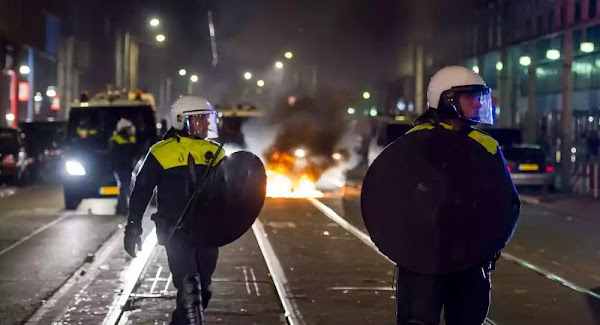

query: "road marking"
xmin=242 ymin=266 xmax=252 ymax=295
xmin=307 ymin=197 xmax=391 ymax=263
xmin=308 ymin=198 xmax=498 ymax=325
xmin=252 ymin=219 xmax=305 ymax=325
xmin=502 ymin=252 xmax=600 ymax=300
xmin=250 ymin=267 xmax=261 ymax=296
xmin=329 ymin=286 xmax=394 ymax=291
xmin=148 ymin=265 xmax=163 ymax=294
xmin=163 ymin=274 xmax=172 ymax=294
xmin=102 ymin=228 xmax=158 ymax=325
xmin=0 ymin=212 xmax=72 ymax=257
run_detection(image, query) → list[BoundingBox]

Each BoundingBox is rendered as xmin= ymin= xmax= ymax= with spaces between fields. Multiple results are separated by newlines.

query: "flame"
xmin=266 ymin=170 xmax=324 ymax=198
xmin=265 ymin=151 xmax=323 ymax=198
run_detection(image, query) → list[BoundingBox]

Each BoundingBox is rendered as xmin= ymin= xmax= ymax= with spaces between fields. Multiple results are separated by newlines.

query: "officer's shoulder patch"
xmin=468 ymin=130 xmax=498 ymax=155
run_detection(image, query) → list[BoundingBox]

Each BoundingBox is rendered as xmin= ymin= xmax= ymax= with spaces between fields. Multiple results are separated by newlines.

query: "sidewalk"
xmin=520 ymin=193 xmax=600 ymax=220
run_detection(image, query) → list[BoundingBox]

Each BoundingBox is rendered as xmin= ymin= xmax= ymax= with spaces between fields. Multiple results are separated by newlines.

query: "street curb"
xmin=519 ymin=195 xmax=542 ymax=205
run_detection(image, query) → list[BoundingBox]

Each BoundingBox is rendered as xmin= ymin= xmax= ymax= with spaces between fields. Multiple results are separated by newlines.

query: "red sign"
xmin=18 ymin=82 xmax=30 ymax=101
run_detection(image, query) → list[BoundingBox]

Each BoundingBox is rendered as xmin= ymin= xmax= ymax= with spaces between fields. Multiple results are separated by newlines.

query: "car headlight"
xmin=65 ymin=160 xmax=86 ymax=176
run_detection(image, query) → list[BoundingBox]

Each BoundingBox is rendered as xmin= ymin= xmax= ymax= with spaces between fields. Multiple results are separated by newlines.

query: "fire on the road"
xmin=265 ymin=151 xmax=324 ymax=198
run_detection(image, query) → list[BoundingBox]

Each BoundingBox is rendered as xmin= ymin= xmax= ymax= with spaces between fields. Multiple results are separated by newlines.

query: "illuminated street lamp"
xmin=275 ymin=61 xmax=284 ymax=69
xmin=369 ymin=108 xmax=378 ymax=117
xmin=546 ymin=49 xmax=560 ymax=60
xmin=257 ymin=80 xmax=265 ymax=87
xmin=496 ymin=62 xmax=503 ymax=71
xmin=149 ymin=18 xmax=160 ymax=27
xmin=581 ymin=42 xmax=595 ymax=53
xmin=179 ymin=69 xmax=187 ymax=76
xmin=156 ymin=34 xmax=166 ymax=43
xmin=284 ymin=51 xmax=293 ymax=59
xmin=519 ymin=56 xmax=532 ymax=66
xmin=5 ymin=113 xmax=15 ymax=122
xmin=244 ymin=72 xmax=252 ymax=80
xmin=190 ymin=75 xmax=199 ymax=83
xmin=19 ymin=65 xmax=30 ymax=75
xmin=347 ymin=107 xmax=356 ymax=115
xmin=362 ymin=91 xmax=371 ymax=100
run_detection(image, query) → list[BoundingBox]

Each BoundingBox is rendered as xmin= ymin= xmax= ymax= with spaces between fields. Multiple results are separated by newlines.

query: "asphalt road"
xmin=3 ymin=185 xmax=600 ymax=324
xmin=0 ymin=185 xmax=124 ymax=325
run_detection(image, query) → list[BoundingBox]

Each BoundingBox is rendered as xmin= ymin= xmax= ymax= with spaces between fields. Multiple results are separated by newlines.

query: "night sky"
xmin=71 ymin=0 xmax=472 ymax=107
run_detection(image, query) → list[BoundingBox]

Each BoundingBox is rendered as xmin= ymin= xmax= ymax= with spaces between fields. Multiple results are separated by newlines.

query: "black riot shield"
xmin=361 ymin=127 xmax=519 ymax=274
xmin=186 ymin=151 xmax=267 ymax=247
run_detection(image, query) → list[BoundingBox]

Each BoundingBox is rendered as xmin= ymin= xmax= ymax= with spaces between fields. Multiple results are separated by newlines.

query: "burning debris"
xmin=263 ymin=91 xmax=352 ymax=197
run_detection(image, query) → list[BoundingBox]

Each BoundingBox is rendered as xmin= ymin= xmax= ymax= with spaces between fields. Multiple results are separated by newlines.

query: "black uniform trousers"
xmin=114 ymin=169 xmax=132 ymax=214
xmin=165 ymin=234 xmax=219 ymax=325
xmin=395 ymin=266 xmax=491 ymax=325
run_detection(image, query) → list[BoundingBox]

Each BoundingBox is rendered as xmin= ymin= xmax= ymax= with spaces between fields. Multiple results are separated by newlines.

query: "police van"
xmin=61 ymin=90 xmax=158 ymax=209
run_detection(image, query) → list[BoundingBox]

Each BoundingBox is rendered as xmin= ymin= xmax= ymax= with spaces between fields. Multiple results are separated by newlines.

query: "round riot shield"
xmin=361 ymin=127 xmax=518 ymax=274
xmin=187 ymin=151 xmax=267 ymax=247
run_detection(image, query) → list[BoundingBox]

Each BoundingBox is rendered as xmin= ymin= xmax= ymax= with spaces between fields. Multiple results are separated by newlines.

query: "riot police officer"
xmin=124 ymin=96 xmax=225 ymax=324
xmin=361 ymin=66 xmax=520 ymax=325
xmin=109 ymin=118 xmax=137 ymax=214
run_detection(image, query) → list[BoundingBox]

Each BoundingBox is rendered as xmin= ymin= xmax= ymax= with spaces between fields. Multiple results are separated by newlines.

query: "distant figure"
xmin=109 ymin=118 xmax=137 ymax=214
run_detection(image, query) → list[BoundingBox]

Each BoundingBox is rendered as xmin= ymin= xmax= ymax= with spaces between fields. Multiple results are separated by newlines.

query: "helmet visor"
xmin=185 ymin=111 xmax=219 ymax=139
xmin=453 ymin=86 xmax=493 ymax=125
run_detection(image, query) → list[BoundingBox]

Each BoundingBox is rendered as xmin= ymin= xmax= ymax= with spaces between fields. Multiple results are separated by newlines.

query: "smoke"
xmin=263 ymin=90 xmax=353 ymax=180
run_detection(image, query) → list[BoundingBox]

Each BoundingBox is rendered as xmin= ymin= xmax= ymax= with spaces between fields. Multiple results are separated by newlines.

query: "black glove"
xmin=124 ymin=222 xmax=142 ymax=258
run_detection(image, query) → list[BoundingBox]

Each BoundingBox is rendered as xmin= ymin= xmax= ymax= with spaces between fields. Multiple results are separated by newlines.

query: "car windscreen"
xmin=502 ymin=147 xmax=545 ymax=163
xmin=67 ymin=106 xmax=156 ymax=149
xmin=0 ymin=129 xmax=20 ymax=153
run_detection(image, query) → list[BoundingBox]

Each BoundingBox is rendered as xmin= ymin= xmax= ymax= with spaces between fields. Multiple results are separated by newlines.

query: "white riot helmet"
xmin=170 ymin=95 xmax=219 ymax=139
xmin=427 ymin=66 xmax=493 ymax=124
xmin=116 ymin=118 xmax=135 ymax=134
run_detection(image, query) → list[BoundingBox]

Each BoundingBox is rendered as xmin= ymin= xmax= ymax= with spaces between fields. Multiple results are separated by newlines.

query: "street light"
xmin=284 ymin=51 xmax=293 ymax=59
xmin=362 ymin=91 xmax=371 ymax=99
xmin=347 ymin=107 xmax=356 ymax=115
xmin=257 ymin=80 xmax=265 ymax=87
xmin=5 ymin=113 xmax=15 ymax=122
xmin=496 ymin=62 xmax=503 ymax=71
xmin=275 ymin=61 xmax=284 ymax=69
xmin=519 ymin=56 xmax=532 ymax=66
xmin=19 ymin=65 xmax=30 ymax=75
xmin=150 ymin=18 xmax=160 ymax=27
xmin=190 ymin=75 xmax=199 ymax=83
xmin=46 ymin=87 xmax=56 ymax=98
xmin=244 ymin=72 xmax=252 ymax=80
xmin=546 ymin=49 xmax=560 ymax=60
xmin=581 ymin=42 xmax=595 ymax=53
xmin=369 ymin=108 xmax=378 ymax=117
xmin=156 ymin=34 xmax=166 ymax=43
xmin=472 ymin=66 xmax=480 ymax=74
xmin=179 ymin=69 xmax=187 ymax=76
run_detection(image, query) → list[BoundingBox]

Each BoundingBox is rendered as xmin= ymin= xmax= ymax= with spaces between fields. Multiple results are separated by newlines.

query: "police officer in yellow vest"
xmin=109 ymin=118 xmax=137 ymax=214
xmin=393 ymin=66 xmax=520 ymax=324
xmin=125 ymin=96 xmax=224 ymax=324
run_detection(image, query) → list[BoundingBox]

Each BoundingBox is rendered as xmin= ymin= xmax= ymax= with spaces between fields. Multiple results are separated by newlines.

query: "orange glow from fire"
xmin=265 ymin=151 xmax=323 ymax=198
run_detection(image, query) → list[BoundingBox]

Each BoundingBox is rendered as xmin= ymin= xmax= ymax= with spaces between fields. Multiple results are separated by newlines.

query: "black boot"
xmin=182 ymin=274 xmax=205 ymax=324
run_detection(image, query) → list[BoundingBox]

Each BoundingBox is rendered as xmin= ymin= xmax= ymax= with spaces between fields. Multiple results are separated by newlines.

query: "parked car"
xmin=502 ymin=144 xmax=555 ymax=189
xmin=18 ymin=121 xmax=66 ymax=183
xmin=0 ymin=128 xmax=32 ymax=186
